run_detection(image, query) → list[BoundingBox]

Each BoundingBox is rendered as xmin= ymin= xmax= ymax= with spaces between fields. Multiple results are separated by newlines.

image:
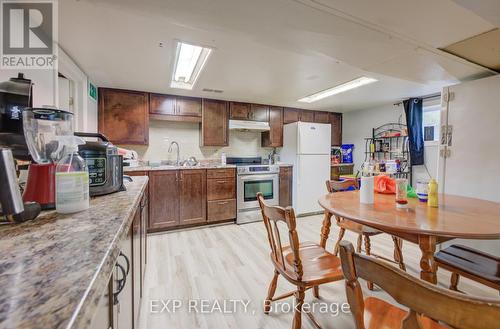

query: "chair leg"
xmin=333 ymin=228 xmax=346 ymax=256
xmin=450 ymin=272 xmax=460 ymax=291
xmin=264 ymin=270 xmax=279 ymax=314
xmin=356 ymin=234 xmax=363 ymax=253
xmin=292 ymin=286 xmax=306 ymax=329
xmin=364 ymin=235 xmax=374 ymax=291
xmin=392 ymin=236 xmax=406 ymax=272
xmin=312 ymin=286 xmax=319 ymax=299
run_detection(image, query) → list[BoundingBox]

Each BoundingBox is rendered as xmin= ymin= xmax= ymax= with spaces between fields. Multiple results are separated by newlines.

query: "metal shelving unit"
xmin=362 ymin=122 xmax=412 ymax=184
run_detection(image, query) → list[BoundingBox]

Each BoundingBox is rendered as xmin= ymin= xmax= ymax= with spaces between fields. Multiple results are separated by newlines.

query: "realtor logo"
xmin=1 ymin=0 xmax=57 ymax=69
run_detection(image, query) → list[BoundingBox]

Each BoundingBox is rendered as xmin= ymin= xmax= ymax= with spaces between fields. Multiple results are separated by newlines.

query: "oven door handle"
xmin=239 ymin=175 xmax=278 ymax=181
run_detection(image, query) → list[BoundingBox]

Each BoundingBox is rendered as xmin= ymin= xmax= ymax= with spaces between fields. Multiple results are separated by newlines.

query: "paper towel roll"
xmin=360 ymin=176 xmax=374 ymax=204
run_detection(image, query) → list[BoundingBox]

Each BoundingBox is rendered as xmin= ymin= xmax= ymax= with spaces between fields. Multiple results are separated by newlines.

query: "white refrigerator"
xmin=281 ymin=122 xmax=331 ymax=215
xmin=439 ymin=74 xmax=500 ymax=254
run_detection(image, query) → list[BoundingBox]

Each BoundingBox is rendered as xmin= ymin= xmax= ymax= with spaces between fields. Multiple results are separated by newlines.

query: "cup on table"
xmin=395 ymin=178 xmax=408 ymax=209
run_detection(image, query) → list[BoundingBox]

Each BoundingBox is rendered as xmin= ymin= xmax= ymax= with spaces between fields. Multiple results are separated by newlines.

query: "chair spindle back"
xmin=257 ymin=192 xmax=303 ymax=280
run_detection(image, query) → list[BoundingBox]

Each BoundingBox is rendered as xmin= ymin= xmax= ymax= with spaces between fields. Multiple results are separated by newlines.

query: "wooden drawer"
xmin=207 ymin=178 xmax=236 ymax=200
xmin=207 ymin=199 xmax=236 ymax=222
xmin=206 ymin=168 xmax=236 ymax=179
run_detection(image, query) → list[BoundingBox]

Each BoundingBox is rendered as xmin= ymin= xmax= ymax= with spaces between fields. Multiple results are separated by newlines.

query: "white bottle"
xmin=55 ymin=136 xmax=90 ymax=214
xmin=221 ymin=152 xmax=227 ymax=166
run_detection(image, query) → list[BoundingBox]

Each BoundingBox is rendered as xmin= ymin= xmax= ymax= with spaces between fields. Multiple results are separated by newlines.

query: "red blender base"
xmin=23 ymin=163 xmax=56 ymax=210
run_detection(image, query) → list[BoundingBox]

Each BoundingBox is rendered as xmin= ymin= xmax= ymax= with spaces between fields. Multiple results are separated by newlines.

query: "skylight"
xmin=298 ymin=76 xmax=378 ymax=103
xmin=171 ymin=41 xmax=212 ymax=90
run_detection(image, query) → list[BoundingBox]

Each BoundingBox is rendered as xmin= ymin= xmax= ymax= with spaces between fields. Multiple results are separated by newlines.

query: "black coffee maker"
xmin=0 ymin=73 xmax=33 ymax=160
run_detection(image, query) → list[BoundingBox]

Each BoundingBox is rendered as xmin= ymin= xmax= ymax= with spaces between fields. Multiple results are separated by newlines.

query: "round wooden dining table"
xmin=318 ymin=191 xmax=500 ymax=284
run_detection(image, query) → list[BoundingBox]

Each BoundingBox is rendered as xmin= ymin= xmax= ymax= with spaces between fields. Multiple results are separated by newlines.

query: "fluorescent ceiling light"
xmin=171 ymin=41 xmax=212 ymax=90
xmin=298 ymin=76 xmax=378 ymax=103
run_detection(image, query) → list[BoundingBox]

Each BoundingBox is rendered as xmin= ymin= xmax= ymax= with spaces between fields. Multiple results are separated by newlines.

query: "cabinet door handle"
xmin=119 ymin=252 xmax=130 ymax=275
xmin=216 ymin=180 xmax=226 ymax=184
xmin=217 ymin=201 xmax=229 ymax=205
xmin=113 ymin=263 xmax=127 ymax=305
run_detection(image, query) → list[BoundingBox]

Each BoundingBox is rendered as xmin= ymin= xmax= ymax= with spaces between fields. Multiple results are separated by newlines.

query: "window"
xmin=423 ymin=100 xmax=440 ymax=143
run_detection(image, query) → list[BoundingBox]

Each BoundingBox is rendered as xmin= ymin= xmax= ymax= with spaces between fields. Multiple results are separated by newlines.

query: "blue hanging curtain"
xmin=403 ymin=98 xmax=424 ymax=166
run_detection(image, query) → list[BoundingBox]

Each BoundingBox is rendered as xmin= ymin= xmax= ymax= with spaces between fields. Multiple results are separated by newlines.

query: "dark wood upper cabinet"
xmin=250 ymin=104 xmax=269 ymax=122
xmin=229 ymin=102 xmax=251 ymax=120
xmin=149 ymin=93 xmax=176 ymax=115
xmin=262 ymin=106 xmax=283 ymax=147
xmin=176 ymin=96 xmax=202 ymax=117
xmin=314 ymin=111 xmax=330 ymax=124
xmin=149 ymin=94 xmax=201 ymax=122
xmin=201 ymin=99 xmax=229 ymax=146
xmin=179 ymin=169 xmax=207 ymax=226
xmin=283 ymin=108 xmax=315 ymax=124
xmin=148 ymin=171 xmax=179 ymax=231
xmin=98 ymin=88 xmax=149 ymax=145
xmin=330 ymin=112 xmax=343 ymax=146
xmin=279 ymin=166 xmax=293 ymax=207
xmin=283 ymin=108 xmax=300 ymax=124
xmin=299 ymin=109 xmax=314 ymax=122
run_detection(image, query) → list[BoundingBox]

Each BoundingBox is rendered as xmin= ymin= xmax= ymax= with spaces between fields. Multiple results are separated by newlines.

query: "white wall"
xmin=122 ymin=120 xmax=274 ymax=162
xmin=0 ymin=69 xmax=56 ymax=107
xmin=342 ymin=102 xmax=439 ymax=184
xmin=1 ymin=47 xmax=97 ymax=133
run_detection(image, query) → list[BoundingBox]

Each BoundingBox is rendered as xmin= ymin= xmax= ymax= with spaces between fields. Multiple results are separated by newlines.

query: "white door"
xmin=295 ymin=154 xmax=331 ymax=215
xmin=439 ymin=75 xmax=500 ymax=254
xmin=297 ymin=122 xmax=331 ymax=155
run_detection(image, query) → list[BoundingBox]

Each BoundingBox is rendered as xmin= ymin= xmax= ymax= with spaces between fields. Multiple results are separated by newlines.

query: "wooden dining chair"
xmin=326 ymin=179 xmax=406 ymax=282
xmin=339 ymin=241 xmax=500 ymax=329
xmin=257 ymin=192 xmax=344 ymax=329
xmin=435 ymin=244 xmax=500 ymax=293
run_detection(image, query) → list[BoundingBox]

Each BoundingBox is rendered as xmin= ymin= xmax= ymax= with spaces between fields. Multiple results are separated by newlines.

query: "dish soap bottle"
xmin=427 ymin=179 xmax=439 ymax=208
xmin=55 ymin=136 xmax=89 ymax=214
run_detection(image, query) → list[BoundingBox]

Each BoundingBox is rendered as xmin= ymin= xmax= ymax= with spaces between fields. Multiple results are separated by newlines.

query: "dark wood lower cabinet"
xmin=127 ymin=168 xmax=237 ymax=232
xmin=208 ymin=199 xmax=236 ymax=222
xmin=149 ymin=171 xmax=179 ymax=230
xmin=90 ymin=188 xmax=148 ymax=329
xmin=132 ymin=209 xmax=141 ymax=327
xmin=179 ymin=169 xmax=207 ymax=225
xmin=279 ymin=166 xmax=293 ymax=207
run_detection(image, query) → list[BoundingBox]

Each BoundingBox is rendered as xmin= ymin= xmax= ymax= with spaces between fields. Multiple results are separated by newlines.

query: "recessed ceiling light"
xmin=171 ymin=41 xmax=212 ymax=90
xmin=298 ymin=76 xmax=378 ymax=103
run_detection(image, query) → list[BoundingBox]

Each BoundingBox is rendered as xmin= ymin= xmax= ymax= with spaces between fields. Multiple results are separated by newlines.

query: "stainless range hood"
xmin=229 ymin=120 xmax=270 ymax=132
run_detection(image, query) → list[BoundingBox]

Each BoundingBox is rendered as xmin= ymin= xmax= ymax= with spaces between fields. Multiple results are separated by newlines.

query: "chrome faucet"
xmin=168 ymin=141 xmax=180 ymax=166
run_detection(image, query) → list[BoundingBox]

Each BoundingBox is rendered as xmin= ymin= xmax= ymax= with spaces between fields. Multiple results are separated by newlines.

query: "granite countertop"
xmin=0 ymin=176 xmax=148 ymax=329
xmin=124 ymin=163 xmax=292 ymax=172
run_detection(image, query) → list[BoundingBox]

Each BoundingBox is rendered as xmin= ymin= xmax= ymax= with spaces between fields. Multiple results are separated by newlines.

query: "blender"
xmin=22 ymin=108 xmax=74 ymax=209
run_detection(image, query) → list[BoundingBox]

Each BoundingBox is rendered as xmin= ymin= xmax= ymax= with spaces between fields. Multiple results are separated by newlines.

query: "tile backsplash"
xmin=120 ymin=120 xmax=275 ymax=162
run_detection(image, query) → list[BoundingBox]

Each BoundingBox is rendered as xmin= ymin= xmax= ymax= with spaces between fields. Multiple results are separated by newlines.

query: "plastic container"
xmin=221 ymin=152 xmax=227 ymax=166
xmin=55 ymin=136 xmax=89 ymax=214
xmin=341 ymin=144 xmax=354 ymax=163
xmin=416 ymin=180 xmax=429 ymax=202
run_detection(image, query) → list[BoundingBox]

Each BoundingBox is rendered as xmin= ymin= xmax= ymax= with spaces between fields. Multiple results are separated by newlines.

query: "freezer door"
xmin=295 ymin=154 xmax=331 ymax=215
xmin=297 ymin=122 xmax=331 ymax=155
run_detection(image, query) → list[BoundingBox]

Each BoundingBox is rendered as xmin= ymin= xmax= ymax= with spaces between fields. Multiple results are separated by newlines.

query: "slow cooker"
xmin=75 ymin=132 xmax=125 ymax=196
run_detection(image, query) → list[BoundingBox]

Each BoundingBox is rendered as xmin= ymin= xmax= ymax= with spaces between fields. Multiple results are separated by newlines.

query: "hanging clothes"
xmin=403 ymin=98 xmax=424 ymax=166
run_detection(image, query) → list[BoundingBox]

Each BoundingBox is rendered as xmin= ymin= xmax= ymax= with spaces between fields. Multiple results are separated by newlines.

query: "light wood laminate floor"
xmin=138 ymin=214 xmax=499 ymax=329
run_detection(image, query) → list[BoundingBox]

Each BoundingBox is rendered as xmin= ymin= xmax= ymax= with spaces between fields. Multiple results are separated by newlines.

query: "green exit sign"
xmin=89 ymin=82 xmax=97 ymax=101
